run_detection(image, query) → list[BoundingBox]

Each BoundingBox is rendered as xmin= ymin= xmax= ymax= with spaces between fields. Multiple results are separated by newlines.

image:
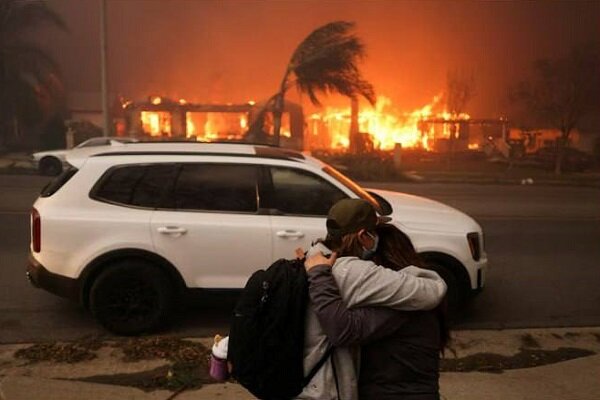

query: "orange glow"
xmin=186 ymin=113 xmax=195 ymax=137
xmin=309 ymin=94 xmax=470 ymax=151
xmin=150 ymin=96 xmax=162 ymax=105
xmin=141 ymin=111 xmax=171 ymax=136
xmin=186 ymin=112 xmax=248 ymax=141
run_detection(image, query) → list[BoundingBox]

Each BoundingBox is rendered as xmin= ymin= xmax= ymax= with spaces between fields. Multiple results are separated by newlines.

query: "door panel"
xmin=270 ymin=215 xmax=327 ymax=260
xmin=151 ymin=163 xmax=272 ymax=289
xmin=263 ymin=166 xmax=348 ymax=259
xmin=151 ymin=211 xmax=271 ymax=288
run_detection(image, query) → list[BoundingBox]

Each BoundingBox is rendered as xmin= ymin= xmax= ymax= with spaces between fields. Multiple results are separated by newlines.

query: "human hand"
xmin=295 ymin=247 xmax=305 ymax=260
xmin=304 ymin=251 xmax=337 ymax=271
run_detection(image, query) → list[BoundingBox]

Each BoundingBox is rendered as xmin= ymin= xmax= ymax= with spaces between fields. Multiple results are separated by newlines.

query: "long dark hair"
xmin=320 ymin=231 xmax=365 ymax=259
xmin=374 ymin=224 xmax=451 ymax=351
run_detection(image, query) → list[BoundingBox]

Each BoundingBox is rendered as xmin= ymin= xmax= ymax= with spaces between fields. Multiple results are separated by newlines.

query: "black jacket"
xmin=307 ymin=265 xmax=441 ymax=400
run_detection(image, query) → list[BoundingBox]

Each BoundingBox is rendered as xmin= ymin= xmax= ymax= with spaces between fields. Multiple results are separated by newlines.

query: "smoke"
xmin=43 ymin=0 xmax=600 ymax=117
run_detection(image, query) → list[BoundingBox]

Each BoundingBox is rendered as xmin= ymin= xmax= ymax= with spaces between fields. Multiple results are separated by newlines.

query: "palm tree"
xmin=0 ymin=0 xmax=66 ymax=148
xmin=265 ymin=21 xmax=376 ymax=146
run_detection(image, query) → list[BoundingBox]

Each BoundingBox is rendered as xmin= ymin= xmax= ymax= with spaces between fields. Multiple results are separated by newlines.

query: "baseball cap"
xmin=326 ymin=199 xmax=392 ymax=237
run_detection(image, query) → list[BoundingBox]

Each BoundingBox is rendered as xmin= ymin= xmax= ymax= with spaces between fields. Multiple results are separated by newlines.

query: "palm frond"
xmin=287 ymin=21 xmax=375 ymax=106
xmin=0 ymin=0 xmax=67 ymax=37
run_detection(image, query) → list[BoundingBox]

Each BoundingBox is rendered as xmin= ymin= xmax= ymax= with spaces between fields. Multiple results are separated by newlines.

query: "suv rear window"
xmin=91 ymin=164 xmax=176 ymax=208
xmin=40 ymin=168 xmax=78 ymax=197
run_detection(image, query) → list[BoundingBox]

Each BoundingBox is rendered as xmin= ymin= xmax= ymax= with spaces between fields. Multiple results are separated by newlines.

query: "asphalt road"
xmin=1 ymin=175 xmax=599 ymax=342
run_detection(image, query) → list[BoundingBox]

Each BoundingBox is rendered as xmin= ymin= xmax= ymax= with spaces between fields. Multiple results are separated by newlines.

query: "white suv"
xmin=28 ymin=142 xmax=487 ymax=334
xmin=32 ymin=136 xmax=138 ymax=176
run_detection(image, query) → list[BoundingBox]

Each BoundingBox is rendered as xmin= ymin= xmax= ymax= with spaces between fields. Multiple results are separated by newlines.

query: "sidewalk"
xmin=0 ymin=153 xmax=35 ymax=173
xmin=1 ymin=327 xmax=599 ymax=400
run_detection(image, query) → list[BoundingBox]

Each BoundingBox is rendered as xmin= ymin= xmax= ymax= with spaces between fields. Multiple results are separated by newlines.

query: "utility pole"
xmin=100 ymin=0 xmax=110 ymax=136
xmin=349 ymin=97 xmax=361 ymax=153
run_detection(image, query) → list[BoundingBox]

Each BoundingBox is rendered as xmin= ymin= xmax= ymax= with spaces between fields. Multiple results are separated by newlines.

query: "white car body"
xmin=27 ymin=142 xmax=487 ymax=333
xmin=32 ymin=137 xmax=138 ymax=175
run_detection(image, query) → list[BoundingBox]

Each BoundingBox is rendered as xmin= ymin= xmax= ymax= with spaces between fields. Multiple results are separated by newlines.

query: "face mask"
xmin=361 ymin=232 xmax=379 ymax=260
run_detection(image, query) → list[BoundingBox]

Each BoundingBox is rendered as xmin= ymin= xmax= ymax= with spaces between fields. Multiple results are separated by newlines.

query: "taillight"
xmin=31 ymin=208 xmax=41 ymax=253
xmin=467 ymin=232 xmax=480 ymax=261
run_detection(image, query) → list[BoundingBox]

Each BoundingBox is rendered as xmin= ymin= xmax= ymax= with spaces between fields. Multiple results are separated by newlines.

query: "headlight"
xmin=467 ymin=232 xmax=481 ymax=261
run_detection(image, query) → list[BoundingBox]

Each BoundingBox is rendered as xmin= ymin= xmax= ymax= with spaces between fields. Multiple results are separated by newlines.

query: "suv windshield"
xmin=322 ymin=165 xmax=386 ymax=215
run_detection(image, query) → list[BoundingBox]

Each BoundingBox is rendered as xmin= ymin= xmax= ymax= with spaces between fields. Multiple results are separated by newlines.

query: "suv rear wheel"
xmin=89 ymin=259 xmax=174 ymax=335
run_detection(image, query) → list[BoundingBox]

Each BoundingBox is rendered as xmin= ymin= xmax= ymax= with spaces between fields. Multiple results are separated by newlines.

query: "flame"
xmin=186 ymin=112 xmax=248 ymax=141
xmin=186 ymin=113 xmax=195 ymax=137
xmin=309 ymin=95 xmax=470 ymax=151
xmin=141 ymin=111 xmax=171 ymax=136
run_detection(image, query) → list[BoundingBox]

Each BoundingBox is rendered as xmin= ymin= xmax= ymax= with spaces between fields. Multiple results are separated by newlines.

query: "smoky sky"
xmin=41 ymin=0 xmax=600 ymax=117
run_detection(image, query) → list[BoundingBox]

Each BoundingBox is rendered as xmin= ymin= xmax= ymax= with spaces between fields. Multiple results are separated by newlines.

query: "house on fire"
xmin=114 ymin=96 xmax=305 ymax=150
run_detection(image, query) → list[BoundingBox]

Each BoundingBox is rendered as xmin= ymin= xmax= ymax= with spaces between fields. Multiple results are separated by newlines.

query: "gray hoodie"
xmin=296 ymin=255 xmax=447 ymax=400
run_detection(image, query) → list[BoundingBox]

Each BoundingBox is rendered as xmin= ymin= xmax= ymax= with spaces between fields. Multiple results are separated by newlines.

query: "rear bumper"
xmin=27 ymin=254 xmax=80 ymax=302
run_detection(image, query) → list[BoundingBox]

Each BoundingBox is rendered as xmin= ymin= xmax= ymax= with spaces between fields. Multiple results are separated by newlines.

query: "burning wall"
xmin=306 ymin=95 xmax=473 ymax=152
xmin=119 ymin=97 xmax=303 ymax=149
xmin=118 ymin=94 xmax=507 ymax=154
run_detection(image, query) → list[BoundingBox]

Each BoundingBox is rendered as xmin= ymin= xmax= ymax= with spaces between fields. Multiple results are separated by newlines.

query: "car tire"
xmin=39 ymin=157 xmax=63 ymax=176
xmin=89 ymin=259 xmax=174 ymax=335
xmin=425 ymin=262 xmax=461 ymax=323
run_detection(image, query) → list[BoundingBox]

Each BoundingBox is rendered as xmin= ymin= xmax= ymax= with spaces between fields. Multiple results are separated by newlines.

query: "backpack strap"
xmin=303 ymin=346 xmax=334 ymax=387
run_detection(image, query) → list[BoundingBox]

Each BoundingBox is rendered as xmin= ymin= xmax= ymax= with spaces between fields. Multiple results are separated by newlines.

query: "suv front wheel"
xmin=89 ymin=259 xmax=174 ymax=335
xmin=424 ymin=262 xmax=461 ymax=323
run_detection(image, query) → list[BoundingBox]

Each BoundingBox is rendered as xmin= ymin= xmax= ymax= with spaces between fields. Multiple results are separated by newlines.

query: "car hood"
xmin=368 ymin=188 xmax=481 ymax=234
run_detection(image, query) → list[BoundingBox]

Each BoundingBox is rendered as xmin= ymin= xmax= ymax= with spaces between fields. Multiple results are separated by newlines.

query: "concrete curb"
xmin=440 ymin=354 xmax=600 ymax=400
xmin=0 ymin=328 xmax=599 ymax=400
xmin=2 ymin=355 xmax=599 ymax=400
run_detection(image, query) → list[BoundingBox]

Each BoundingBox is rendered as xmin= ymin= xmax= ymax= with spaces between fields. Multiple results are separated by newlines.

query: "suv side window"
xmin=92 ymin=164 xmax=175 ymax=208
xmin=168 ymin=164 xmax=258 ymax=213
xmin=266 ymin=167 xmax=347 ymax=216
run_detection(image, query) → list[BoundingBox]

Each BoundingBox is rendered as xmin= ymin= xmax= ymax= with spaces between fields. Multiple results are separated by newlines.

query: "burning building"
xmin=112 ymin=93 xmax=514 ymax=156
xmin=115 ymin=96 xmax=305 ymax=150
xmin=305 ymin=95 xmax=499 ymax=153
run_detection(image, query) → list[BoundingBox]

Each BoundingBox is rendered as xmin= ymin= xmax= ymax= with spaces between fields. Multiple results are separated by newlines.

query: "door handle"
xmin=157 ymin=226 xmax=188 ymax=235
xmin=276 ymin=230 xmax=305 ymax=239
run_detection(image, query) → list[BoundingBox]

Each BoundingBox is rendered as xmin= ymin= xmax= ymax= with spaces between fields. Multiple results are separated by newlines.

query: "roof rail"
xmin=136 ymin=140 xmax=280 ymax=147
xmin=90 ymin=150 xmax=305 ymax=161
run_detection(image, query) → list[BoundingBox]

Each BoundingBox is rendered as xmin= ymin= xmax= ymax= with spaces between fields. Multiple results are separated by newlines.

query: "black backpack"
xmin=228 ymin=258 xmax=332 ymax=400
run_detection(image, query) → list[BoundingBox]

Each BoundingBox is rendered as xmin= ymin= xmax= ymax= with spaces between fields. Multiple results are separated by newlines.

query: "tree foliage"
xmin=266 ymin=21 xmax=375 ymax=145
xmin=0 ymin=0 xmax=66 ymax=146
xmin=286 ymin=20 xmax=375 ymax=107
xmin=510 ymin=43 xmax=600 ymax=173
